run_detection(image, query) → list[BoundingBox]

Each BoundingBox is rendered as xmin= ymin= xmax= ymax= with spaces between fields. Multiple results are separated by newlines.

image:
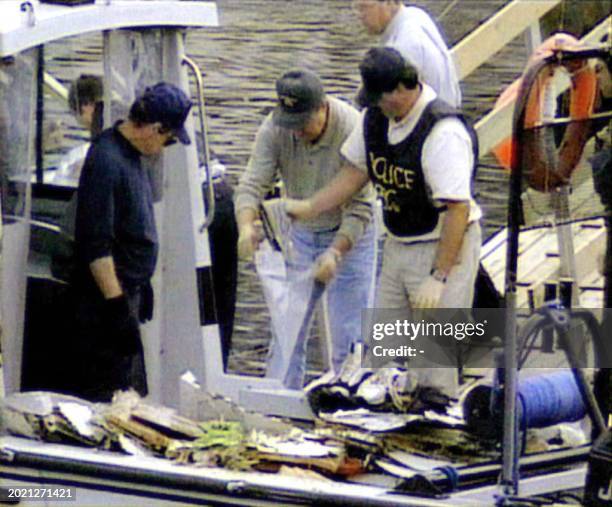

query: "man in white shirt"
xmin=286 ymin=48 xmax=481 ymax=394
xmin=352 ymin=0 xmax=461 ymax=108
xmin=352 ymin=0 xmax=502 ymax=314
xmin=288 ymin=47 xmax=480 ymax=309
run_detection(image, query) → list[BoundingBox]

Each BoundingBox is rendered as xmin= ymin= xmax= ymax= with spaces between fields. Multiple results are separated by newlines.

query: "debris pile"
xmin=0 ymin=391 xmax=351 ymax=476
xmin=0 ymin=383 xmax=588 ymax=487
xmin=1 ymin=391 xmax=105 ymax=446
xmin=306 ymin=352 xmax=451 ymax=417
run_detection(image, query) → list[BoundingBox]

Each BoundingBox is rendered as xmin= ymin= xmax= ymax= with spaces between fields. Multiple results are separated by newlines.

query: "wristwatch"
xmin=430 ymin=268 xmax=448 ymax=283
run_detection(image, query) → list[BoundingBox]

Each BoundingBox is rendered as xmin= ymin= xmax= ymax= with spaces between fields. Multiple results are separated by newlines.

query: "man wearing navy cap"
xmin=235 ymin=69 xmax=376 ymax=389
xmin=71 ymin=82 xmax=192 ymax=401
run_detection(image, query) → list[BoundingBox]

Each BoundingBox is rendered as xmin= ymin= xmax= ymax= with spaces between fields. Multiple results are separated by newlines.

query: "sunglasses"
xmin=158 ymin=127 xmax=178 ymax=146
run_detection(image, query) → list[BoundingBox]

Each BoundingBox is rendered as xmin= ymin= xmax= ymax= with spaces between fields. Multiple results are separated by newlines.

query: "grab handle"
xmin=182 ymin=55 xmax=215 ymax=232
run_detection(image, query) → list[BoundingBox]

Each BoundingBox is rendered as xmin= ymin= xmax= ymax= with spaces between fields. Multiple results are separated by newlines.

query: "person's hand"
xmin=103 ymin=294 xmax=142 ymax=356
xmin=411 ymin=276 xmax=445 ymax=309
xmin=313 ymin=248 xmax=342 ymax=284
xmin=237 ymin=220 xmax=263 ymax=260
xmin=284 ymin=198 xmax=316 ymax=221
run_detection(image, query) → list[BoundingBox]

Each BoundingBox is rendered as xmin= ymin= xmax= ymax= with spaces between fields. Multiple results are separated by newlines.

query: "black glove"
xmin=103 ymin=294 xmax=142 ymax=356
xmin=139 ymin=282 xmax=154 ymax=323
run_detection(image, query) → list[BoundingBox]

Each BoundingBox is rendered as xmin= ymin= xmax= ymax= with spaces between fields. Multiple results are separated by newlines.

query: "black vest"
xmin=364 ymin=98 xmax=478 ymax=237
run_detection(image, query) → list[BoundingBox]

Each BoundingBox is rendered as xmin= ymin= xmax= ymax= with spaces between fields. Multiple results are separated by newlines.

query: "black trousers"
xmin=66 ymin=278 xmax=148 ymax=402
xmin=204 ymin=177 xmax=238 ymax=369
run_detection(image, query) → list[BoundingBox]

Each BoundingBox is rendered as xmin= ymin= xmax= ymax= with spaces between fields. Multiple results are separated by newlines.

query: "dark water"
xmin=190 ymin=0 xmax=511 ymax=183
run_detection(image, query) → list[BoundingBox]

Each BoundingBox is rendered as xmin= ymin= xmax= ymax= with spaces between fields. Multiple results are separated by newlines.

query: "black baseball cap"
xmin=272 ymin=69 xmax=325 ymax=129
xmin=358 ymin=47 xmax=419 ymax=107
xmin=137 ymin=82 xmax=193 ymax=145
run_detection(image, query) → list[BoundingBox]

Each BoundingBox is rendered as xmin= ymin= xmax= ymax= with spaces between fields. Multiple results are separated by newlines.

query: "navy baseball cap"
xmin=138 ymin=82 xmax=193 ymax=145
xmin=358 ymin=47 xmax=419 ymax=107
xmin=272 ymin=69 xmax=325 ymax=129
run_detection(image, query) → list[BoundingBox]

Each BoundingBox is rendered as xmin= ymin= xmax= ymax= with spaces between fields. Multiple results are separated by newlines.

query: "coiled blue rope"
xmin=434 ymin=465 xmax=460 ymax=491
xmin=464 ymin=370 xmax=588 ymax=437
xmin=517 ymin=370 xmax=587 ymax=429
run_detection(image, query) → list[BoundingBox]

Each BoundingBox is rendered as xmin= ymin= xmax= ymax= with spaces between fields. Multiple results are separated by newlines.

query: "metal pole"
xmin=499 ymin=55 xmax=542 ymax=499
xmin=35 ymin=46 xmax=44 ymax=184
xmin=182 ymin=55 xmax=215 ymax=232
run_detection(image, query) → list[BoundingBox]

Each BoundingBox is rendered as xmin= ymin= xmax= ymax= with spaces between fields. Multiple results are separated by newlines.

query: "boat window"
xmin=36 ymin=33 xmax=103 ymax=195
xmin=104 ymin=30 xmax=165 ymax=202
xmin=0 ymin=51 xmax=37 ymax=222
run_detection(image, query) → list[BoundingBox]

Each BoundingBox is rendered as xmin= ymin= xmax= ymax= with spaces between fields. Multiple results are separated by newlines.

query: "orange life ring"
xmin=492 ymin=34 xmax=598 ymax=192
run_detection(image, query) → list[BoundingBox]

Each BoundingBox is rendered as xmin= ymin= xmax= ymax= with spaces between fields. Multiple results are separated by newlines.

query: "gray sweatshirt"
xmin=235 ymin=96 xmax=374 ymax=246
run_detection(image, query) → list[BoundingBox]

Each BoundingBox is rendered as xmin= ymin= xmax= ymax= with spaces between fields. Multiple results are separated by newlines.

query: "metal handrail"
xmin=182 ymin=55 xmax=215 ymax=232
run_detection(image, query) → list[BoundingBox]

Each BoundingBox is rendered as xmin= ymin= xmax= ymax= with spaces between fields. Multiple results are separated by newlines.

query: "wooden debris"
xmin=249 ymin=429 xmax=346 ymax=473
xmin=104 ymin=414 xmax=172 ymax=453
xmin=131 ymin=403 xmax=204 ymax=440
xmin=253 ymin=452 xmax=344 ymax=474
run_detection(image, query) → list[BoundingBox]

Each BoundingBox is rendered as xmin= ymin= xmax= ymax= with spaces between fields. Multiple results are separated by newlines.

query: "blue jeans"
xmin=265 ymin=223 xmax=377 ymax=389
